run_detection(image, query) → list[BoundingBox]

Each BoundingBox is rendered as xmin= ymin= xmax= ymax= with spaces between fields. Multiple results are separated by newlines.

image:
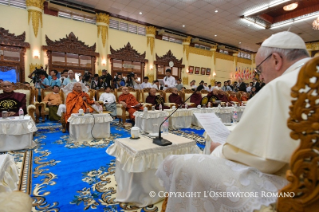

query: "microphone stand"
xmin=153 ymin=87 xmax=202 ymax=146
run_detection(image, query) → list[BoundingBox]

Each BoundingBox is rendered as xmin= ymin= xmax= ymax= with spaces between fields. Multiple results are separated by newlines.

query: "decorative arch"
xmin=154 ymin=50 xmax=185 ymax=80
xmin=42 ymin=32 xmax=99 ymax=75
xmin=0 ymin=27 xmax=30 ymax=82
xmin=108 ymin=42 xmax=148 ymax=80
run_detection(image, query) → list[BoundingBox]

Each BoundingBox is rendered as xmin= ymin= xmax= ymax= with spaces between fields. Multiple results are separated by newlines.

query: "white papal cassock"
xmin=155 ymin=57 xmax=311 ymax=212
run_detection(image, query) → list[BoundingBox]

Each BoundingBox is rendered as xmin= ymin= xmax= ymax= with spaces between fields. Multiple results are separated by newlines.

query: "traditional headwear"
xmin=261 ymin=31 xmax=306 ymax=50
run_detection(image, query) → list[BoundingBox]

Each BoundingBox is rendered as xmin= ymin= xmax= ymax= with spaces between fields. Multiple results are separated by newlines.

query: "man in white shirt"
xmin=152 ymin=80 xmax=161 ymax=90
xmin=163 ymin=69 xmax=176 ymax=90
xmin=99 ymin=86 xmax=117 ymax=118
xmin=62 ymin=70 xmax=77 ymax=87
xmin=156 ymin=31 xmax=311 ymax=212
xmin=140 ymin=76 xmax=152 ymax=89
xmin=189 ymin=80 xmax=197 ymax=90
xmin=246 ymin=82 xmax=253 ymax=93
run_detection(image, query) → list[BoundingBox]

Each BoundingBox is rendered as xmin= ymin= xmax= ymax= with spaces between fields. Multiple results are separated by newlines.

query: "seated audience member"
xmin=49 ymin=70 xmax=61 ymax=87
xmin=146 ymin=88 xmax=169 ymax=109
xmin=246 ymin=82 xmax=253 ymax=92
xmin=206 ymin=85 xmax=213 ymax=92
xmin=232 ymin=81 xmax=238 ymax=92
xmin=163 ymin=69 xmax=176 ymax=90
xmin=90 ymin=74 xmax=100 ymax=90
xmin=118 ymin=86 xmax=143 ymax=121
xmin=42 ymin=85 xmax=62 ymax=121
xmin=156 ymin=31 xmax=311 ymax=212
xmin=175 ymin=79 xmax=183 ymax=91
xmin=65 ymin=82 xmax=100 ymax=123
xmin=222 ymin=81 xmax=232 ymax=91
xmin=227 ymin=80 xmax=233 ymax=90
xmin=207 ymin=88 xmax=232 ymax=106
xmin=241 ymin=92 xmax=249 ymax=101
xmin=253 ymin=78 xmax=261 ymax=92
xmin=0 ymin=81 xmax=26 ymax=116
xmin=190 ymin=87 xmax=202 ymax=106
xmin=228 ymin=91 xmax=241 ymax=104
xmin=152 ymin=80 xmax=161 ymax=90
xmin=23 ymin=82 xmax=31 ymax=88
xmin=189 ymin=80 xmax=197 ymax=90
xmin=114 ymin=73 xmax=125 ymax=89
xmin=62 ymin=70 xmax=77 ymax=87
xmin=169 ymin=87 xmax=184 ymax=107
xmin=238 ymin=78 xmax=247 ymax=92
xmin=99 ymin=86 xmax=117 ymax=118
xmin=60 ymin=69 xmax=69 ymax=84
xmin=141 ymin=76 xmax=152 ymax=89
xmin=250 ymin=86 xmax=257 ymax=99
xmin=216 ymin=81 xmax=222 ymax=90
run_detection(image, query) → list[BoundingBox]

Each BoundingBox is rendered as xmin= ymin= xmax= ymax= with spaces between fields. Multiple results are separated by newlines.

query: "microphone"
xmin=153 ymin=85 xmax=204 ymax=146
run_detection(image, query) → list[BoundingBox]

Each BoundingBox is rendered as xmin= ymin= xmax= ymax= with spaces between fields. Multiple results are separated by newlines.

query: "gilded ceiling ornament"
xmin=183 ymin=36 xmax=192 ymax=43
xmin=97 ymin=25 xmax=108 ymax=47
xmin=28 ymin=10 xmax=42 ymax=38
xmin=146 ymin=26 xmax=156 ymax=55
xmin=147 ymin=36 xmax=155 ymax=55
xmin=146 ymin=26 xmax=156 ymax=36
xmin=306 ymin=42 xmax=319 ymax=50
xmin=96 ymin=13 xmax=109 ymax=25
xmin=98 ymin=69 xmax=102 ymax=76
xmin=183 ymin=45 xmax=190 ymax=61
xmin=29 ymin=63 xmax=42 ymax=74
xmin=147 ymin=73 xmax=154 ymax=83
xmin=26 ymin=0 xmax=45 ymax=9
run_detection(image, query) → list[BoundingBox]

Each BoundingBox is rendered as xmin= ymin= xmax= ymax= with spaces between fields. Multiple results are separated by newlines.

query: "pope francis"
xmin=155 ymin=31 xmax=311 ymax=212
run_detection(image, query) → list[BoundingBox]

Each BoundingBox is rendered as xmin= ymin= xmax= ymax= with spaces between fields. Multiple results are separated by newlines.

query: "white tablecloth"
xmin=134 ymin=110 xmax=169 ymax=134
xmin=191 ymin=106 xmax=246 ymax=126
xmin=0 ymin=116 xmax=37 ymax=152
xmin=68 ymin=113 xmax=112 ymax=142
xmin=0 ymin=154 xmax=19 ymax=192
xmin=164 ymin=109 xmax=193 ymax=129
xmin=106 ymin=133 xmax=201 ymax=206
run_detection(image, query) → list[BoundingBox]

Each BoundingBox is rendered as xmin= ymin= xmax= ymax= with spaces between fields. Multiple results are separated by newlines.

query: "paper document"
xmin=194 ymin=113 xmax=230 ymax=144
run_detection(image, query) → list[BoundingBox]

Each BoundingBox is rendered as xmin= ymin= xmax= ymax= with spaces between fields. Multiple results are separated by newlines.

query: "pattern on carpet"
xmin=28 ymin=120 xmax=205 ymax=211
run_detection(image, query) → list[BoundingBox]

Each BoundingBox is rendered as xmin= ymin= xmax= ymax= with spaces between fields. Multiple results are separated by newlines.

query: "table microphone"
xmin=153 ymin=85 xmax=204 ymax=146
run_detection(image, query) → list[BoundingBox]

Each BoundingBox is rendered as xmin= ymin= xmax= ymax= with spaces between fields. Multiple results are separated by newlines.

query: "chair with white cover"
xmin=163 ymin=88 xmax=183 ymax=108
xmin=181 ymin=89 xmax=196 ymax=107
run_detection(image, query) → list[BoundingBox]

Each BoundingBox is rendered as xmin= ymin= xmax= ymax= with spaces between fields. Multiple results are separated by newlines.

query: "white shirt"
xmin=152 ymin=84 xmax=160 ymax=90
xmin=141 ymin=82 xmax=152 ymax=89
xmin=246 ymin=86 xmax=252 ymax=92
xmin=190 ymin=85 xmax=197 ymax=90
xmin=163 ymin=76 xmax=176 ymax=90
xmin=206 ymin=87 xmax=213 ymax=92
xmin=99 ymin=92 xmax=116 ymax=104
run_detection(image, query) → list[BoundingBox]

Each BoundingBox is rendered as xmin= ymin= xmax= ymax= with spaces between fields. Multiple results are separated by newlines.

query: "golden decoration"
xmin=28 ymin=10 xmax=42 ymax=38
xmin=29 ymin=63 xmax=42 ymax=74
xmin=146 ymin=26 xmax=156 ymax=35
xmin=215 ymin=52 xmax=234 ymax=61
xmin=189 ymin=47 xmax=213 ymax=57
xmin=183 ymin=45 xmax=190 ymax=61
xmin=238 ymin=57 xmax=252 ymax=65
xmin=98 ymin=69 xmax=102 ymax=76
xmin=210 ymin=79 xmax=215 ymax=85
xmin=0 ymin=100 xmax=18 ymax=109
xmin=147 ymin=36 xmax=155 ymax=55
xmin=96 ymin=13 xmax=109 ymax=24
xmin=147 ymin=74 xmax=154 ymax=83
xmin=97 ymin=25 xmax=108 ymax=47
xmin=26 ymin=0 xmax=45 ymax=9
xmin=182 ymin=76 xmax=188 ymax=85
xmin=183 ymin=36 xmax=192 ymax=43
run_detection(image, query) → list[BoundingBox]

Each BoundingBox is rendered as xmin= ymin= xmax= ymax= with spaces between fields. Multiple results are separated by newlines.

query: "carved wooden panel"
xmin=154 ymin=50 xmax=185 ymax=68
xmin=0 ymin=28 xmax=29 ymax=82
xmin=277 ymin=56 xmax=319 ymax=212
xmin=108 ymin=42 xmax=148 ymax=63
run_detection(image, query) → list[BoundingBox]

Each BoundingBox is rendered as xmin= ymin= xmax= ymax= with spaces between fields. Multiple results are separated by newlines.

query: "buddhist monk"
xmin=190 ymin=90 xmax=202 ymax=106
xmin=169 ymin=87 xmax=183 ymax=106
xmin=228 ymin=91 xmax=241 ymax=105
xmin=241 ymin=92 xmax=249 ymax=101
xmin=65 ymin=82 xmax=99 ymax=122
xmin=42 ymin=85 xmax=62 ymax=121
xmin=0 ymin=81 xmax=26 ymax=116
xmin=146 ymin=88 xmax=169 ymax=110
xmin=118 ymin=87 xmax=143 ymax=120
xmin=207 ymin=88 xmax=232 ymax=106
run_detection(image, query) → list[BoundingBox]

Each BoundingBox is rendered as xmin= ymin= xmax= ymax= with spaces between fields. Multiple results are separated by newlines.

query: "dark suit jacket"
xmin=238 ymin=82 xmax=246 ymax=92
xmin=254 ymin=82 xmax=261 ymax=92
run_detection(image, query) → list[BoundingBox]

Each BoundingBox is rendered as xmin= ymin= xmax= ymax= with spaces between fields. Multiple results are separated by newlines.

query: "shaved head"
xmin=73 ymin=82 xmax=82 ymax=92
xmin=122 ymin=86 xmax=129 ymax=94
xmin=213 ymin=88 xmax=219 ymax=95
xmin=149 ymin=88 xmax=156 ymax=96
xmin=1 ymin=81 xmax=14 ymax=93
xmin=172 ymin=87 xmax=178 ymax=94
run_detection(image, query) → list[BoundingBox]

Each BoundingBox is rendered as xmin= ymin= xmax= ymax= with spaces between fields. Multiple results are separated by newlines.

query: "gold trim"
xmin=146 ymin=26 xmax=156 ymax=35
xmin=183 ymin=36 xmax=192 ymax=43
xmin=210 ymin=79 xmax=215 ymax=85
xmin=189 ymin=46 xmax=213 ymax=57
xmin=182 ymin=76 xmax=188 ymax=85
xmin=28 ymin=10 xmax=42 ymax=38
xmin=98 ymin=69 xmax=102 ymax=76
xmin=147 ymin=73 xmax=154 ymax=83
xmin=215 ymin=52 xmax=234 ymax=61
xmin=183 ymin=45 xmax=190 ymax=60
xmin=306 ymin=42 xmax=319 ymax=50
xmin=147 ymin=36 xmax=155 ymax=55
xmin=26 ymin=0 xmax=44 ymax=9
xmin=97 ymin=25 xmax=108 ymax=47
xmin=238 ymin=57 xmax=252 ymax=65
xmin=30 ymin=63 xmax=42 ymax=74
xmin=96 ymin=13 xmax=109 ymax=24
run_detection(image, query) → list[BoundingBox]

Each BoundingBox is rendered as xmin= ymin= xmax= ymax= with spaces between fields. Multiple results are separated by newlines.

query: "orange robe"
xmin=229 ymin=96 xmax=241 ymax=104
xmin=241 ymin=96 xmax=248 ymax=101
xmin=119 ymin=93 xmax=143 ymax=120
xmin=65 ymin=91 xmax=95 ymax=122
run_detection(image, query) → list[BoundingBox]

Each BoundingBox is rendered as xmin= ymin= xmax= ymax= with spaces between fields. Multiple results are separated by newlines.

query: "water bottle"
xmin=99 ymin=105 xmax=103 ymax=114
xmin=162 ymin=117 xmax=169 ymax=135
xmin=19 ymin=107 xmax=24 ymax=119
xmin=218 ymin=104 xmax=221 ymax=109
xmin=208 ymin=102 xmax=211 ymax=108
xmin=226 ymin=102 xmax=229 ymax=107
xmin=159 ymin=104 xmax=162 ymax=111
xmin=185 ymin=104 xmax=188 ymax=109
xmin=232 ymin=107 xmax=238 ymax=124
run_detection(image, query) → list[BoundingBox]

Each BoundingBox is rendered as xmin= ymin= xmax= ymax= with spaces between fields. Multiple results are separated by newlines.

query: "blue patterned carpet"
xmin=29 ymin=120 xmax=205 ymax=211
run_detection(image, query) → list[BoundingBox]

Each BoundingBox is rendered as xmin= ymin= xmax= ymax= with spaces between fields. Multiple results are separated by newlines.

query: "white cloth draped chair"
xmin=0 ymin=154 xmax=19 ymax=192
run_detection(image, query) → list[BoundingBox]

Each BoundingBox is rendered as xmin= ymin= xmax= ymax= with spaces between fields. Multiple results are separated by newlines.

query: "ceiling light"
xmin=139 ymin=12 xmax=142 ymax=15
xmin=283 ymin=3 xmax=298 ymax=11
xmin=214 ymin=35 xmax=217 ymax=37
xmin=241 ymin=17 xmax=266 ymax=29
xmin=239 ymin=42 xmax=241 ymax=44
xmin=215 ymin=10 xmax=218 ymax=13
xmin=313 ymin=17 xmax=319 ymax=30
xmin=244 ymin=0 xmax=291 ymax=16
xmin=182 ymin=25 xmax=185 ymax=27
xmin=271 ymin=11 xmax=319 ymax=29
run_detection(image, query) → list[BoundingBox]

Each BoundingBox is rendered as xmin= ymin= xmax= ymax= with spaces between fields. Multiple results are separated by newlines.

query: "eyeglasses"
xmin=254 ymin=54 xmax=272 ymax=75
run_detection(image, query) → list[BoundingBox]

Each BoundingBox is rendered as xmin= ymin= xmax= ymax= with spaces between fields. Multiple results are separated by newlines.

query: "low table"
xmin=0 ymin=116 xmax=37 ymax=152
xmin=164 ymin=108 xmax=193 ymax=129
xmin=106 ymin=133 xmax=201 ymax=207
xmin=68 ymin=113 xmax=113 ymax=142
xmin=134 ymin=110 xmax=169 ymax=134
xmin=0 ymin=154 xmax=19 ymax=192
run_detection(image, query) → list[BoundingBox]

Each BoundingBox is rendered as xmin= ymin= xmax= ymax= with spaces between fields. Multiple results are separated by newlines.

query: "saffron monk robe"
xmin=146 ymin=88 xmax=169 ymax=110
xmin=228 ymin=91 xmax=241 ymax=105
xmin=241 ymin=92 xmax=249 ymax=102
xmin=64 ymin=82 xmax=100 ymax=123
xmin=0 ymin=81 xmax=26 ymax=116
xmin=118 ymin=87 xmax=143 ymax=120
xmin=207 ymin=88 xmax=233 ymax=106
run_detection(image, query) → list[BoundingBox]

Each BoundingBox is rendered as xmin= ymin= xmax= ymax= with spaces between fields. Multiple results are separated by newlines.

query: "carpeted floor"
xmin=5 ymin=119 xmax=206 ymax=211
